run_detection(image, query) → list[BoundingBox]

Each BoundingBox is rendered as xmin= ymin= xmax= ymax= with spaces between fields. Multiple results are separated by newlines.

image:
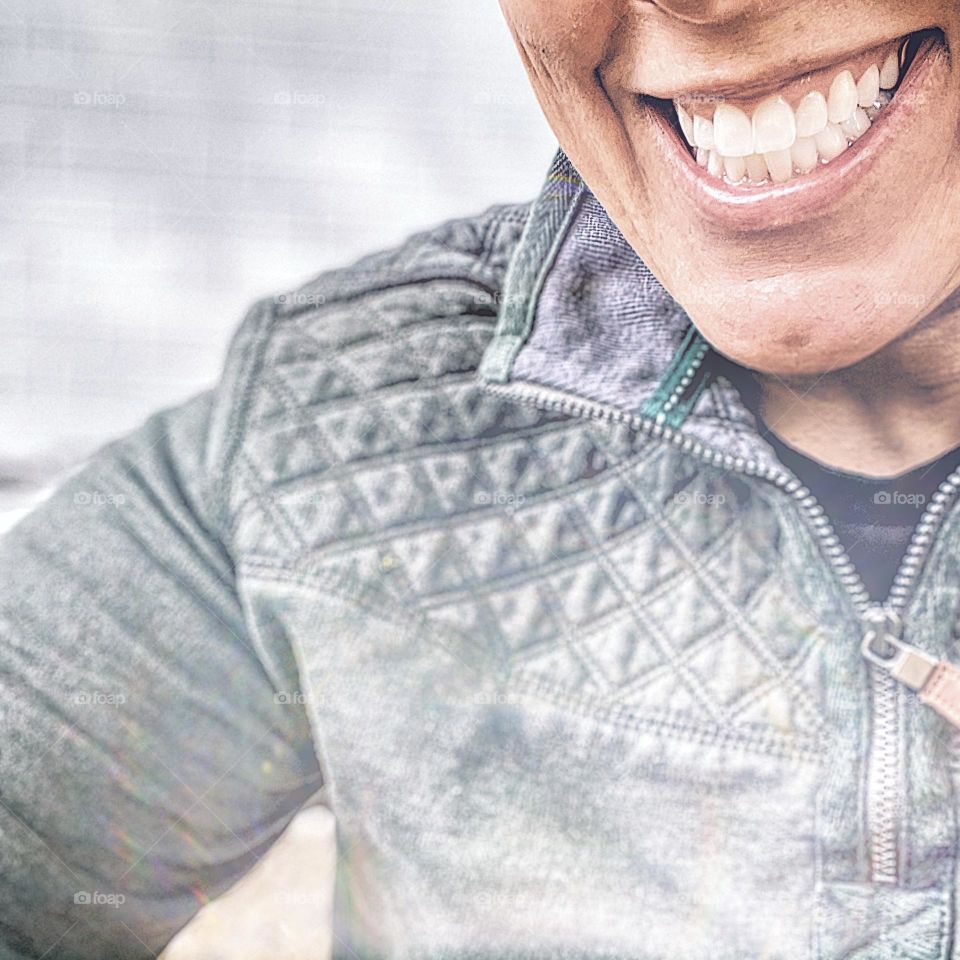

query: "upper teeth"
xmin=676 ymin=48 xmax=903 ymax=185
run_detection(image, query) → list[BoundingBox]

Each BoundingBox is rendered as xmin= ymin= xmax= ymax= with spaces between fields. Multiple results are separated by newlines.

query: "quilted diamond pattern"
xmin=232 ymin=205 xmax=830 ymax=749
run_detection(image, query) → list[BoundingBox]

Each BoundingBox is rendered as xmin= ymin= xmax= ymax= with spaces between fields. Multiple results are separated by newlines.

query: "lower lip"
xmin=646 ymin=34 xmax=944 ymax=231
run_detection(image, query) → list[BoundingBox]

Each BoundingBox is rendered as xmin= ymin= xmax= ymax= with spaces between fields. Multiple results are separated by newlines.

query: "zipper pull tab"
xmin=861 ymin=609 xmax=960 ymax=730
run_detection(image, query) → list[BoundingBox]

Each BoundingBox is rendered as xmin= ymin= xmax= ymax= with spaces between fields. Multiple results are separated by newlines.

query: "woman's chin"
xmin=688 ymin=301 xmax=918 ymax=378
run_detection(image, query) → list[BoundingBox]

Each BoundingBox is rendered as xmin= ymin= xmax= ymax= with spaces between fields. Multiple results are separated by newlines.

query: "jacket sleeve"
xmin=0 ymin=301 xmax=324 ymax=959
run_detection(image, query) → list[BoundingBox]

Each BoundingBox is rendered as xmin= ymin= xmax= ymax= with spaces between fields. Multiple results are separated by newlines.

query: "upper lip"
xmin=607 ymin=27 xmax=939 ymax=104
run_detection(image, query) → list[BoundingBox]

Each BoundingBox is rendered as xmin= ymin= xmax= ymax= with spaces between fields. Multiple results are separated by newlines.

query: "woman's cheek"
xmin=497 ymin=0 xmax=625 ymax=81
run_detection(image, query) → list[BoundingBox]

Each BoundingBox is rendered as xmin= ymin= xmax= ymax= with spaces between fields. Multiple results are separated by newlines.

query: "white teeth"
xmin=763 ymin=148 xmax=794 ymax=184
xmin=841 ymin=106 xmax=871 ymax=141
xmin=677 ymin=104 xmax=695 ymax=145
xmin=827 ymin=70 xmax=858 ymax=124
xmin=795 ymin=91 xmax=829 ymax=138
xmin=753 ymin=95 xmax=797 ymax=153
xmin=880 ymin=50 xmax=900 ymax=89
xmin=857 ymin=65 xmax=880 ymax=107
xmin=791 ymin=136 xmax=819 ymax=174
xmin=815 ymin=122 xmax=847 ymax=162
xmin=745 ymin=153 xmax=769 ymax=183
xmin=723 ymin=154 xmax=747 ymax=183
xmin=682 ymin=48 xmax=903 ymax=187
xmin=694 ymin=115 xmax=715 ymax=150
xmin=713 ymin=103 xmax=754 ymax=157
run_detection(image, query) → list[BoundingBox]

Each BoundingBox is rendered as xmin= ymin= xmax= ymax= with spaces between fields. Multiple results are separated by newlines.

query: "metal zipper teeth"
xmin=484 ymin=374 xmax=960 ymax=885
xmin=866 ymin=671 xmax=900 ymax=883
xmin=866 ymin=479 xmax=960 ymax=883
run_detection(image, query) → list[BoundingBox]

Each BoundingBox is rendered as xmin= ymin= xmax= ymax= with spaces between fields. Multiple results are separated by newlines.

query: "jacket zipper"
xmin=483 ymin=373 xmax=960 ymax=886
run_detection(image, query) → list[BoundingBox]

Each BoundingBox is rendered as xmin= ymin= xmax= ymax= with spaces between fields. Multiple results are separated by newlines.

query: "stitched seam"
xmin=482 ymin=163 xmax=586 ymax=381
xmin=476 ymin=209 xmax=499 ymax=271
xmin=277 ymin=273 xmax=506 ymax=323
xmin=238 ymin=561 xmax=493 ymax=671
xmin=215 ymin=297 xmax=277 ymax=538
xmin=508 ymin=675 xmax=821 ymax=762
xmin=239 ymin=560 xmax=822 ymax=761
xmin=234 ymin=450 xmax=308 ymax=551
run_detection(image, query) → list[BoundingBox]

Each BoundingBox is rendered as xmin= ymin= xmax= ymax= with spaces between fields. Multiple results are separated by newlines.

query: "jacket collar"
xmin=478 ymin=150 xmax=781 ymax=471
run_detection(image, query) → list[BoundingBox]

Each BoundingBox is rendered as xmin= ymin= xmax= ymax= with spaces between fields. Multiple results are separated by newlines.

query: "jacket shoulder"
xmin=220 ymin=202 xmax=565 ymax=548
xmin=250 ymin=200 xmax=531 ymax=393
xmin=249 ymin=202 xmax=531 ymax=388
xmin=279 ymin=201 xmax=530 ymax=311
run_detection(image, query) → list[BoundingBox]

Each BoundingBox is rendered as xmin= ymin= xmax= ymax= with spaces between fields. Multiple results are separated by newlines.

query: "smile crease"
xmin=671 ymin=35 xmax=920 ymax=186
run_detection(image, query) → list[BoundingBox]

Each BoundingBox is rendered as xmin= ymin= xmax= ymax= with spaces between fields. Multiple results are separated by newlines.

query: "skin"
xmin=499 ymin=0 xmax=960 ymax=476
xmin=159 ymin=805 xmax=335 ymax=960
xmin=162 ymin=4 xmax=960 ymax=955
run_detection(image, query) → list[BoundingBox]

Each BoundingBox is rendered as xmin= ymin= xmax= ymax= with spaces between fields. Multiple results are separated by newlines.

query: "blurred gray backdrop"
xmin=1 ymin=0 xmax=555 ymax=529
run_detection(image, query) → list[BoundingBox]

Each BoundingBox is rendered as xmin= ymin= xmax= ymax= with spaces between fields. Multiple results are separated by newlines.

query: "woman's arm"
xmin=0 ymin=365 xmax=324 ymax=957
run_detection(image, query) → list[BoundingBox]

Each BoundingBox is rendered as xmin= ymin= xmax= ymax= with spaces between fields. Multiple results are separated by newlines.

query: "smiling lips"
xmin=673 ymin=40 xmax=911 ymax=186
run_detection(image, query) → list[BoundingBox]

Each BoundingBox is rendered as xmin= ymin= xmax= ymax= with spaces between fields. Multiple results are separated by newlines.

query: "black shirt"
xmin=762 ymin=430 xmax=959 ymax=602
xmin=713 ymin=356 xmax=960 ymax=602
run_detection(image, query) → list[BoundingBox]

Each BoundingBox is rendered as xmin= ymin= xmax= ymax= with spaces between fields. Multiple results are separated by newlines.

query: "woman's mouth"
xmin=662 ymin=31 xmax=934 ymax=187
xmin=631 ymin=28 xmax=948 ymax=228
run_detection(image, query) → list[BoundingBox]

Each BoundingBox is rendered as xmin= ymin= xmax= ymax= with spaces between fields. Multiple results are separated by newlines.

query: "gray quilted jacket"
xmin=3 ymin=150 xmax=960 ymax=960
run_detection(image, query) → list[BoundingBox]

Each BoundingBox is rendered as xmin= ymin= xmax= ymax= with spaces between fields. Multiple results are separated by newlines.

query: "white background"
xmin=1 ymin=0 xmax=555 ymax=525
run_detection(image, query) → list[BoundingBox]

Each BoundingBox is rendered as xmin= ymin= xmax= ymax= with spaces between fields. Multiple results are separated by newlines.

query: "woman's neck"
xmin=755 ymin=294 xmax=960 ymax=478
